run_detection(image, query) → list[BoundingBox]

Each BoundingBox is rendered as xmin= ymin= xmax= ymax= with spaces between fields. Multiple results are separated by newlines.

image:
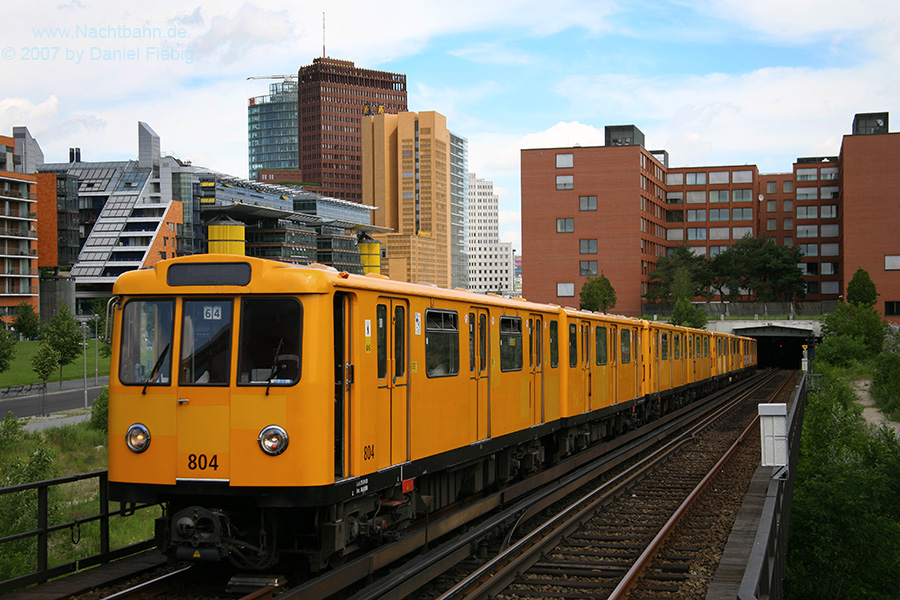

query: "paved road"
xmin=0 ymin=376 xmax=109 ymax=420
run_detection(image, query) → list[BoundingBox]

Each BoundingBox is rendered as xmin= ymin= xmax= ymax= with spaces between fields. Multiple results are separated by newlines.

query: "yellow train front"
xmin=107 ymin=254 xmax=757 ymax=571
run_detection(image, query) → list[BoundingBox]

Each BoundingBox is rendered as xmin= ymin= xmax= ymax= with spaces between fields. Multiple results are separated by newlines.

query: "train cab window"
xmin=238 ymin=298 xmax=302 ymax=386
xmin=621 ymin=329 xmax=631 ymax=364
xmin=595 ymin=326 xmax=608 ymax=365
xmin=674 ymin=334 xmax=681 ymax=359
xmin=425 ymin=309 xmax=459 ymax=377
xmin=568 ymin=324 xmax=578 ymax=368
xmin=119 ymin=299 xmax=174 ymax=386
xmin=500 ymin=316 xmax=523 ymax=372
xmin=661 ymin=332 xmax=668 ymax=360
xmin=181 ymin=299 xmax=233 ymax=386
xmin=549 ymin=320 xmax=559 ymax=368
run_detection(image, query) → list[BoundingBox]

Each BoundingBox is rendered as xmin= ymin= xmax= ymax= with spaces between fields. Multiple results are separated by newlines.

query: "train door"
xmin=529 ymin=314 xmax=544 ymax=424
xmin=594 ymin=325 xmax=609 ymax=411
xmin=581 ymin=321 xmax=591 ymax=414
xmin=175 ymin=298 xmax=234 ymax=483
xmin=333 ymin=292 xmax=351 ymax=478
xmin=610 ymin=326 xmax=619 ymax=403
xmin=468 ymin=308 xmax=490 ymax=440
xmin=376 ymin=298 xmax=409 ymax=465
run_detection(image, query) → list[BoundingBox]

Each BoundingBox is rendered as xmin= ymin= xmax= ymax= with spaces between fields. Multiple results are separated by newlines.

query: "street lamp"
xmin=93 ymin=314 xmax=99 ymax=384
xmin=82 ymin=322 xmax=88 ymax=410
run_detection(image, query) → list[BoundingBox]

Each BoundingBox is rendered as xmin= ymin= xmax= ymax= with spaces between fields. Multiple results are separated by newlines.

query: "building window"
xmin=886 ymin=255 xmax=900 ymax=270
xmin=796 ymin=167 xmax=817 ymax=181
xmin=557 ymin=282 xmax=575 ymax=297
xmin=709 ymin=208 xmax=729 ymax=221
xmin=732 ymin=170 xmax=753 ymax=183
xmin=767 ymin=219 xmax=777 ymax=231
xmin=732 ymin=207 xmax=753 ymax=220
xmin=709 ymin=171 xmax=729 ymax=184
xmin=821 ymin=166 xmax=839 ymax=180
xmin=821 ymin=262 xmax=837 ymax=275
xmin=807 ymin=281 xmax=819 ymax=295
xmin=732 ymin=189 xmax=752 ymax=202
xmin=666 ymin=210 xmax=684 ymax=223
xmin=797 ymin=206 xmax=818 ymax=219
xmin=797 ymin=225 xmax=818 ymax=238
xmin=767 ymin=200 xmax=777 ymax=212
xmin=580 ymin=239 xmax=597 ymax=254
xmin=796 ymin=187 xmax=818 ymax=200
xmin=821 ymin=243 xmax=839 ymax=256
xmin=783 ymin=181 xmax=793 ymax=193
xmin=687 ymin=227 xmax=706 ymax=240
xmin=783 ymin=218 xmax=794 ymax=230
xmin=686 ymin=172 xmax=707 ymax=185
xmin=556 ymin=153 xmax=573 ymax=168
xmin=766 ymin=181 xmax=777 ymax=194
xmin=709 ymin=245 xmax=727 ymax=257
xmin=686 ymin=191 xmax=706 ymax=203
xmin=821 ymin=186 xmax=839 ymax=200
xmin=579 ymin=195 xmax=597 ymax=210
xmin=687 ymin=209 xmax=706 ymax=222
xmin=667 ymin=228 xmax=684 ymax=241
xmin=885 ymin=301 xmax=900 ymax=316
xmin=666 ymin=191 xmax=684 ymax=204
xmin=784 ymin=237 xmax=793 ymax=248
xmin=821 ymin=281 xmax=840 ymax=295
xmin=666 ymin=173 xmax=684 ymax=185
xmin=798 ymin=244 xmax=818 ymax=257
xmin=709 ymin=190 xmax=729 ymax=203
xmin=556 ymin=218 xmax=574 ymax=233
xmin=709 ymin=227 xmax=729 ymax=240
xmin=580 ymin=261 xmax=598 ymax=276
xmin=732 ymin=226 xmax=753 ymax=239
xmin=556 ymin=175 xmax=574 ymax=190
xmin=783 ymin=199 xmax=793 ymax=212
xmin=821 ymin=224 xmax=839 ymax=237
xmin=821 ymin=205 xmax=838 ymax=219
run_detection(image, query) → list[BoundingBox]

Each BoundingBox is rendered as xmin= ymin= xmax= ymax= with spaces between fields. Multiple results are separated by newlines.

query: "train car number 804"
xmin=187 ymin=454 xmax=219 ymax=471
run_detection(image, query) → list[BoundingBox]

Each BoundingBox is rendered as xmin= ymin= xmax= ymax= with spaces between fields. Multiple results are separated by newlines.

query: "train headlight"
xmin=126 ymin=423 xmax=151 ymax=453
xmin=258 ymin=425 xmax=289 ymax=456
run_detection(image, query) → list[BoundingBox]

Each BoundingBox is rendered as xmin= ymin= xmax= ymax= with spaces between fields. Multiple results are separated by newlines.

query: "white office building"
xmin=466 ymin=173 xmax=514 ymax=295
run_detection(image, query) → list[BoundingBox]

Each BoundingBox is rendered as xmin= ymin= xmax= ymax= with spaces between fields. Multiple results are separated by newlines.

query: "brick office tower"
xmin=298 ymin=58 xmax=408 ymax=202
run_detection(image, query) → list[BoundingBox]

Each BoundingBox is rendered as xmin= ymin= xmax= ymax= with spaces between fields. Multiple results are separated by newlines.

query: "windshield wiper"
xmin=142 ymin=343 xmax=170 ymax=395
xmin=266 ymin=338 xmax=284 ymax=396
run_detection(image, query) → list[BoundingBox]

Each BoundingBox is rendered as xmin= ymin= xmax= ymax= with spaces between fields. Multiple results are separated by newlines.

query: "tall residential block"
xmin=248 ymin=79 xmax=298 ymax=182
xmin=467 ymin=173 xmax=515 ymax=295
xmin=362 ymin=111 xmax=452 ymax=288
xmin=298 ymin=57 xmax=407 ymax=201
xmin=0 ymin=134 xmax=39 ymax=322
xmin=521 ymin=114 xmax=900 ymax=323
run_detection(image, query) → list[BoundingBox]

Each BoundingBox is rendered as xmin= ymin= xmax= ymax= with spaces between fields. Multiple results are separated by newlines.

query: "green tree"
xmin=42 ymin=305 xmax=82 ymax=390
xmin=0 ymin=328 xmax=16 ymax=373
xmin=711 ymin=235 xmax=805 ymax=302
xmin=90 ymin=298 xmax=111 ymax=358
xmin=12 ymin=301 xmax=41 ymax=340
xmin=580 ymin=272 xmax=617 ymax=313
xmin=31 ymin=341 xmax=58 ymax=417
xmin=646 ymin=244 xmax=712 ymax=303
xmin=821 ymin=301 xmax=887 ymax=357
xmin=846 ymin=267 xmax=878 ymax=308
xmin=670 ymin=296 xmax=708 ymax=328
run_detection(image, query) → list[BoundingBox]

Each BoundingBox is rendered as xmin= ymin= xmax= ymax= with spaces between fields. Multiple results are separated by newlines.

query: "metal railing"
xmin=738 ymin=373 xmax=807 ymax=600
xmin=0 ymin=470 xmax=159 ymax=595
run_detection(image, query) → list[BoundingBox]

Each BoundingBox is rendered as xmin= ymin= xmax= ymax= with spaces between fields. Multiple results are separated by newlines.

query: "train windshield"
xmin=119 ymin=299 xmax=175 ymax=385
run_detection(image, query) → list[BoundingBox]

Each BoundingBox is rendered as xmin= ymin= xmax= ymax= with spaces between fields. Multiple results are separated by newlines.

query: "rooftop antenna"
xmin=323 ymin=11 xmax=326 ymax=58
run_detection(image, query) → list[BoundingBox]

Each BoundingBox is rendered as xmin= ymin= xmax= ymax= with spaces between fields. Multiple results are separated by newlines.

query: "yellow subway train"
xmin=107 ymin=255 xmax=756 ymax=570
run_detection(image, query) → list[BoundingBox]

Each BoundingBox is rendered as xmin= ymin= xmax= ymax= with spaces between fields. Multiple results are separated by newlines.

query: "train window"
xmin=181 ymin=299 xmax=233 ymax=386
xmin=568 ymin=324 xmax=578 ymax=368
xmin=377 ymin=305 xmax=389 ymax=379
xmin=533 ymin=319 xmax=542 ymax=367
xmin=549 ymin=320 xmax=559 ymax=368
xmin=119 ymin=299 xmax=174 ymax=386
xmin=500 ymin=316 xmax=523 ymax=372
xmin=704 ymin=337 xmax=709 ymax=357
xmin=425 ymin=310 xmax=459 ymax=377
xmin=674 ymin=334 xmax=681 ymax=359
xmin=595 ymin=326 xmax=608 ymax=365
xmin=395 ymin=306 xmax=406 ymax=378
xmin=661 ymin=332 xmax=668 ymax=360
xmin=238 ymin=298 xmax=302 ymax=386
xmin=582 ymin=324 xmax=590 ymax=366
xmin=469 ymin=313 xmax=476 ymax=372
xmin=611 ymin=328 xmax=617 ymax=364
xmin=621 ymin=329 xmax=631 ymax=364
xmin=479 ymin=314 xmax=487 ymax=372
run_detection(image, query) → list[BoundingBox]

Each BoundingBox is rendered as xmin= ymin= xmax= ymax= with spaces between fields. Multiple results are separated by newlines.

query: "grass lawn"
xmin=0 ymin=340 xmax=110 ymax=387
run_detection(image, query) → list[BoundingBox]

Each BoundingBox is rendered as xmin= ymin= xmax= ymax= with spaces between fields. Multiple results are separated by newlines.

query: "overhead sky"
xmin=3 ymin=1 xmax=899 ymax=253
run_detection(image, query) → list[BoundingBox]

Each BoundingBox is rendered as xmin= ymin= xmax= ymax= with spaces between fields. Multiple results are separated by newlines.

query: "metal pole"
xmin=82 ymin=323 xmax=87 ymax=410
xmin=94 ymin=314 xmax=99 ymax=384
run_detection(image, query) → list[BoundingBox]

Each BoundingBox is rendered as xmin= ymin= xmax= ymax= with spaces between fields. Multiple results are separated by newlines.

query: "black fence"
xmin=738 ymin=373 xmax=807 ymax=599
xmin=0 ymin=470 xmax=158 ymax=595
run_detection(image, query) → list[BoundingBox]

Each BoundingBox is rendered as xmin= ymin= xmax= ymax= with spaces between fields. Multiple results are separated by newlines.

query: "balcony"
xmin=0 ymin=190 xmax=37 ymax=201
xmin=0 ymin=226 xmax=37 ymax=239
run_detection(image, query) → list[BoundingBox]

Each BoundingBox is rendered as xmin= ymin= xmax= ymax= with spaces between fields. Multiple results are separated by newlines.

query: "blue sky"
xmin=3 ymin=0 xmax=899 ymax=252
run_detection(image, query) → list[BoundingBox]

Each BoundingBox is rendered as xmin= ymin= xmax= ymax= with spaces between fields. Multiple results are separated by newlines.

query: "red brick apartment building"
xmin=521 ymin=113 xmax=900 ymax=323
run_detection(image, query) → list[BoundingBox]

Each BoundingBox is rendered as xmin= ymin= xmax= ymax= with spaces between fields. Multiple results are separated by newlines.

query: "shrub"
xmin=872 ymin=350 xmax=900 ymax=418
xmin=90 ymin=386 xmax=109 ymax=434
xmin=815 ymin=334 xmax=869 ymax=367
